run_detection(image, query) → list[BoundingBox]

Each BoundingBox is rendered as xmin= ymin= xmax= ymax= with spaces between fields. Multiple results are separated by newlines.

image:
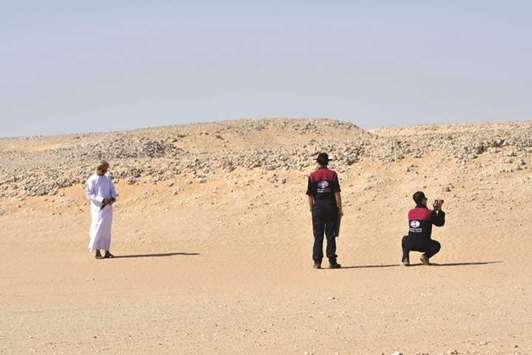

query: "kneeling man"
xmin=402 ymin=191 xmax=445 ymax=266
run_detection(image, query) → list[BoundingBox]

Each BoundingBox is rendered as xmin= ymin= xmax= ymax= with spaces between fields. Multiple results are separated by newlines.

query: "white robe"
xmin=86 ymin=174 xmax=118 ymax=252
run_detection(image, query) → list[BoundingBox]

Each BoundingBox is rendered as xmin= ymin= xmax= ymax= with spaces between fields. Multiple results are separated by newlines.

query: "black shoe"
xmin=420 ymin=254 xmax=430 ymax=265
xmin=329 ymin=262 xmax=342 ymax=269
xmin=402 ymin=258 xmax=410 ymax=267
xmin=313 ymin=263 xmax=322 ymax=269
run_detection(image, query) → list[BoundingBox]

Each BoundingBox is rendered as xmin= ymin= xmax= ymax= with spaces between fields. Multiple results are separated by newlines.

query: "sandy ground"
xmin=1 ymin=157 xmax=532 ymax=355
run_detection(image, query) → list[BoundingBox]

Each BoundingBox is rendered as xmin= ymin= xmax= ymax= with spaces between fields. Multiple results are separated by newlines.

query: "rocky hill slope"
xmin=0 ymin=118 xmax=531 ymax=198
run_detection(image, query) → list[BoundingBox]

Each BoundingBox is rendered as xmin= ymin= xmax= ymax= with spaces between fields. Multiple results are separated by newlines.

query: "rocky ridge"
xmin=0 ymin=118 xmax=531 ymax=197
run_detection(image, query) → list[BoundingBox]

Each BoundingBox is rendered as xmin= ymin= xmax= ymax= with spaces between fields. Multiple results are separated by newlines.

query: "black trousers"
xmin=402 ymin=235 xmax=441 ymax=261
xmin=312 ymin=203 xmax=339 ymax=263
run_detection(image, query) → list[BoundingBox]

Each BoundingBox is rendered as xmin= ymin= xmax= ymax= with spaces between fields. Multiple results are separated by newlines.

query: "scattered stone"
xmin=406 ymin=164 xmax=417 ymax=172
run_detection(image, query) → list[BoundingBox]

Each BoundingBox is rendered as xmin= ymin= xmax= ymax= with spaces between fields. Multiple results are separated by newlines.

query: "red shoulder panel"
xmin=309 ymin=168 xmax=337 ymax=182
xmin=408 ymin=207 xmax=431 ymax=221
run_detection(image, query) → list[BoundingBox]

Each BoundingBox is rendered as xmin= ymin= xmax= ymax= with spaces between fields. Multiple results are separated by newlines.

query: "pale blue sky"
xmin=1 ymin=1 xmax=531 ymax=137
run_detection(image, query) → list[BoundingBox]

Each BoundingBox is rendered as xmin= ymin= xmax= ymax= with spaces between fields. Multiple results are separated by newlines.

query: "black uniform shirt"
xmin=306 ymin=167 xmax=341 ymax=202
xmin=408 ymin=206 xmax=445 ymax=240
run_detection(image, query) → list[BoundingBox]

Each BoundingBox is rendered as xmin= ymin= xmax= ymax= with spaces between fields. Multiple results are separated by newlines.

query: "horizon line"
xmin=1 ymin=116 xmax=531 ymax=140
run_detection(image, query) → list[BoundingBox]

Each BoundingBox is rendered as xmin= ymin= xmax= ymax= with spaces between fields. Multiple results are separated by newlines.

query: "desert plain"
xmin=1 ymin=118 xmax=531 ymax=355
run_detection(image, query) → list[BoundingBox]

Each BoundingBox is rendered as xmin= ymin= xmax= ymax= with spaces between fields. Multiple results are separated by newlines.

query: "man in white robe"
xmin=86 ymin=161 xmax=118 ymax=259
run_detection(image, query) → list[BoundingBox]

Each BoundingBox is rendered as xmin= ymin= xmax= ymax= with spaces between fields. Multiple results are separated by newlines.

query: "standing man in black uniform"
xmin=306 ymin=153 xmax=343 ymax=269
xmin=401 ymin=191 xmax=446 ymax=266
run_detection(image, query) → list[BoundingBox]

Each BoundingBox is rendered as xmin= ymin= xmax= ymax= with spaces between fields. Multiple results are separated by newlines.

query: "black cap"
xmin=316 ymin=152 xmax=330 ymax=166
xmin=413 ymin=191 xmax=427 ymax=205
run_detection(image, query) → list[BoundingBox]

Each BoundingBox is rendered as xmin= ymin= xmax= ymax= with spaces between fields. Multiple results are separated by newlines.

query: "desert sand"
xmin=1 ymin=118 xmax=531 ymax=355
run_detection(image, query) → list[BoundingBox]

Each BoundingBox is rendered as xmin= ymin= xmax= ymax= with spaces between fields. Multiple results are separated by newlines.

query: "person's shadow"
xmin=337 ymin=264 xmax=399 ymax=270
xmin=113 ymin=252 xmax=199 ymax=259
xmin=326 ymin=261 xmax=502 ymax=269
xmin=430 ymin=261 xmax=502 ymax=267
